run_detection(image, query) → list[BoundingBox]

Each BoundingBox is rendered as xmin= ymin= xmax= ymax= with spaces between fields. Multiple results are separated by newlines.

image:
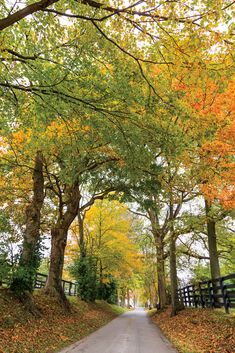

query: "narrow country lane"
xmin=59 ymin=308 xmax=178 ymax=353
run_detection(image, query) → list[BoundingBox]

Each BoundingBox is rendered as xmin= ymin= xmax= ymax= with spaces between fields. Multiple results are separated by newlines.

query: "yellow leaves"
xmin=12 ymin=129 xmax=32 ymax=146
xmin=46 ymin=121 xmax=65 ymax=139
xmin=82 ymin=125 xmax=91 ymax=132
xmin=100 ymin=64 xmax=113 ymax=76
xmin=45 ymin=119 xmax=94 ymax=146
xmin=65 ymin=199 xmax=142 ymax=280
xmin=117 ymin=159 xmax=126 ymax=168
xmin=59 ymin=335 xmax=69 ymax=342
xmin=98 ymin=144 xmax=120 ymax=160
xmin=149 ymin=65 xmax=162 ymax=79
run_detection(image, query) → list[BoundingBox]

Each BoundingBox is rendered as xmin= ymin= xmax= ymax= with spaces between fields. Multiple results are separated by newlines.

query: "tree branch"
xmin=0 ymin=0 xmax=58 ymax=31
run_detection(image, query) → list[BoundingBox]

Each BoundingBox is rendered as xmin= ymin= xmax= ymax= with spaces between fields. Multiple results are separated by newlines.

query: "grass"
xmin=151 ymin=306 xmax=235 ymax=353
xmin=0 ymin=288 xmax=126 ymax=353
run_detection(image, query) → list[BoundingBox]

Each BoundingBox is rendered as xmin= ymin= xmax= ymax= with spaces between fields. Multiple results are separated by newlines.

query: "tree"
xmin=66 ymin=199 xmax=141 ymax=302
xmin=10 ymin=151 xmax=44 ymax=313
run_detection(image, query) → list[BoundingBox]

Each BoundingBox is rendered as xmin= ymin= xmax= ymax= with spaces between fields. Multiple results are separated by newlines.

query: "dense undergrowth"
xmin=0 ymin=289 xmax=125 ymax=353
xmin=151 ymin=306 xmax=235 ymax=353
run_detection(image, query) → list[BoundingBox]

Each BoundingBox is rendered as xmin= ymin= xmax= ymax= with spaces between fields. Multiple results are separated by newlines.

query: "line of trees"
xmin=0 ymin=1 xmax=234 ymax=316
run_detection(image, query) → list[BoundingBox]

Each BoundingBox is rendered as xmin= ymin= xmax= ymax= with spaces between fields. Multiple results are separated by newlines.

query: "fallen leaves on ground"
xmin=152 ymin=306 xmax=235 ymax=353
xmin=0 ymin=289 xmax=124 ymax=353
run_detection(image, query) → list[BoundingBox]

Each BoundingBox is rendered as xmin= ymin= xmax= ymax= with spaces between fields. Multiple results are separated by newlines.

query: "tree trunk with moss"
xmin=44 ymin=184 xmax=80 ymax=309
xmin=11 ymin=151 xmax=44 ymax=314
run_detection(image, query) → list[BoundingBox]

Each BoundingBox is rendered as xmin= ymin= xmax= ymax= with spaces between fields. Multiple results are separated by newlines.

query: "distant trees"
xmin=66 ymin=200 xmax=141 ymax=303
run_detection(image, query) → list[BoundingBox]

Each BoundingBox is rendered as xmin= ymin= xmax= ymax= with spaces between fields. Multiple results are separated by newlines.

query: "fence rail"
xmin=35 ymin=272 xmax=78 ymax=296
xmin=1 ymin=271 xmax=78 ymax=296
xmin=178 ymin=273 xmax=235 ymax=313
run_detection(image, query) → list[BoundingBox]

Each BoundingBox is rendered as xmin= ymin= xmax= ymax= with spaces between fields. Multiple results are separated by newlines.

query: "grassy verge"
xmin=0 ymin=288 xmax=126 ymax=353
xmin=151 ymin=306 xmax=235 ymax=353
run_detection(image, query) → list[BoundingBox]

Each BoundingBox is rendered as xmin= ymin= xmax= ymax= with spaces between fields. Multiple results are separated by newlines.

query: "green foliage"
xmin=70 ymin=256 xmax=98 ymax=302
xmin=0 ymin=252 xmax=11 ymax=285
xmin=10 ymin=240 xmax=44 ymax=295
xmin=190 ymin=263 xmax=211 ymax=283
xmin=10 ymin=266 xmax=36 ymax=295
xmin=0 ymin=211 xmax=13 ymax=285
xmin=97 ymin=275 xmax=118 ymax=304
xmin=70 ymin=257 xmax=118 ymax=303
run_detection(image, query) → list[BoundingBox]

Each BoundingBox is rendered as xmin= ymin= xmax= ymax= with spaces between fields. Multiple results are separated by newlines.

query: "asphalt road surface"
xmin=59 ymin=308 xmax=178 ymax=353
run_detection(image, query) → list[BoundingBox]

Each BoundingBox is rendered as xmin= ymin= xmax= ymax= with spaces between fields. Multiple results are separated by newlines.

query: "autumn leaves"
xmin=0 ymin=0 xmax=234 ymax=318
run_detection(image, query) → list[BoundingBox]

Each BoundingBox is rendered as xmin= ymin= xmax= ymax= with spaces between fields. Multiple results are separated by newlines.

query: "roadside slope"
xmin=0 ymin=289 xmax=125 ymax=353
xmin=151 ymin=306 xmax=235 ymax=353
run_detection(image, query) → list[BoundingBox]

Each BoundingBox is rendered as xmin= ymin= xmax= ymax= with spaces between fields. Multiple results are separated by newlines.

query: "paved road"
xmin=59 ymin=308 xmax=178 ymax=353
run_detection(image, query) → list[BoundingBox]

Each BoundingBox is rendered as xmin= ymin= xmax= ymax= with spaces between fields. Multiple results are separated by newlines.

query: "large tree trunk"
xmin=156 ymin=235 xmax=167 ymax=308
xmin=78 ymin=210 xmax=86 ymax=258
xmin=44 ymin=184 xmax=80 ymax=308
xmin=11 ymin=151 xmax=44 ymax=314
xmin=169 ymin=204 xmax=183 ymax=317
xmin=44 ymin=227 xmax=69 ymax=306
xmin=205 ymin=199 xmax=221 ymax=280
xmin=170 ymin=232 xmax=182 ymax=316
xmin=205 ymin=199 xmax=221 ymax=307
xmin=148 ymin=208 xmax=167 ymax=309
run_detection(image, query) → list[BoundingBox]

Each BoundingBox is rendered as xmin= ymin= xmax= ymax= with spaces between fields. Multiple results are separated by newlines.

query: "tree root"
xmin=43 ymin=286 xmax=71 ymax=312
xmin=16 ymin=292 xmax=42 ymax=317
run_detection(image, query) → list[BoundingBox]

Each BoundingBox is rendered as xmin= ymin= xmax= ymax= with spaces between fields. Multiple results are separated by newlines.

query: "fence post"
xmin=220 ymin=277 xmax=229 ymax=314
xmin=192 ymin=285 xmax=197 ymax=307
xmin=69 ymin=282 xmax=72 ymax=296
xmin=62 ymin=280 xmax=65 ymax=292
xmin=187 ymin=286 xmax=191 ymax=307
xmin=199 ymin=282 xmax=204 ymax=308
xmin=168 ymin=274 xmax=235 ymax=313
xmin=179 ymin=288 xmax=184 ymax=307
xmin=208 ymin=280 xmax=214 ymax=308
xmin=74 ymin=284 xmax=77 ymax=296
xmin=183 ymin=287 xmax=187 ymax=306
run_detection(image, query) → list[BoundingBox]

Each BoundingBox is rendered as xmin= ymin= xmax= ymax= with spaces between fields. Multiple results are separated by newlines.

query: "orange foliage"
xmin=200 ymin=120 xmax=235 ymax=209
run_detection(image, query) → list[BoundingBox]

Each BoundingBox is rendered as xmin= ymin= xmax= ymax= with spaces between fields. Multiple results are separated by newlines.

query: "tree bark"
xmin=205 ymin=199 xmax=221 ymax=280
xmin=169 ymin=204 xmax=183 ymax=317
xmin=20 ymin=151 xmax=44 ymax=271
xmin=78 ymin=210 xmax=86 ymax=258
xmin=44 ymin=184 xmax=80 ymax=308
xmin=169 ymin=232 xmax=181 ymax=316
xmin=156 ymin=235 xmax=167 ymax=308
xmin=0 ymin=0 xmax=58 ymax=31
xmin=44 ymin=227 xmax=68 ymax=305
xmin=11 ymin=151 xmax=44 ymax=315
xmin=148 ymin=208 xmax=167 ymax=309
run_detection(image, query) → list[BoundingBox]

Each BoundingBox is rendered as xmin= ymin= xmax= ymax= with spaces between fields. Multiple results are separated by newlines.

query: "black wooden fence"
xmin=1 ymin=271 xmax=78 ymax=296
xmin=178 ymin=273 xmax=235 ymax=313
xmin=35 ymin=272 xmax=78 ymax=296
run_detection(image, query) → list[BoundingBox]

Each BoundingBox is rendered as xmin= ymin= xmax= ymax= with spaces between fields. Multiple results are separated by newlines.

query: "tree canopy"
xmin=0 ymin=0 xmax=234 ymax=316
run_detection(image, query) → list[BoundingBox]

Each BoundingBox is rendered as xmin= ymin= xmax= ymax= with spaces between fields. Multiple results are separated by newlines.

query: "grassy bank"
xmin=0 ymin=289 xmax=126 ymax=353
xmin=151 ymin=306 xmax=235 ymax=353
